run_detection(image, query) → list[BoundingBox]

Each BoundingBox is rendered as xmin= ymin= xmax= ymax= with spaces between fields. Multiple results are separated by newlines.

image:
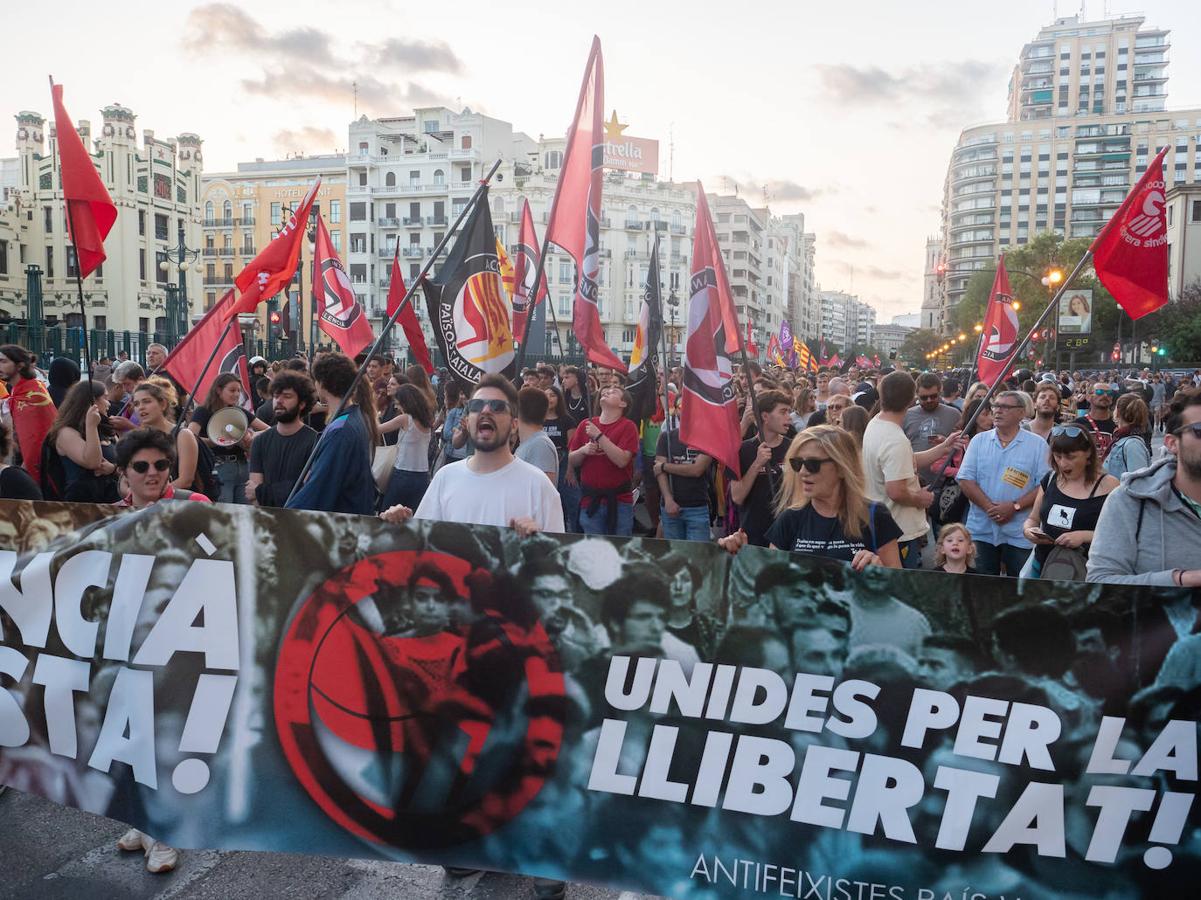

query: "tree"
xmin=899 ymin=328 xmax=942 ymax=365
xmin=950 ymin=231 xmax=1125 ymax=366
xmin=1153 ymin=279 xmax=1201 ymax=363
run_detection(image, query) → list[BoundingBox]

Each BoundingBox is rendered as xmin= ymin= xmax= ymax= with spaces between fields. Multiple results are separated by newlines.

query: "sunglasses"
xmin=1093 ymin=386 xmax=1119 ymax=396
xmin=129 ymin=458 xmax=170 ymax=474
xmin=1174 ymin=423 xmax=1201 ymax=439
xmin=1051 ymin=424 xmax=1086 ymax=439
xmin=789 ymin=456 xmax=834 ymax=473
xmin=467 ymin=398 xmax=512 ymax=415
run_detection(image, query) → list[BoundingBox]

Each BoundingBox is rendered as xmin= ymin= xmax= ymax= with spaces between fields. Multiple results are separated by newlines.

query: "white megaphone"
xmin=207 ymin=407 xmax=249 ymax=447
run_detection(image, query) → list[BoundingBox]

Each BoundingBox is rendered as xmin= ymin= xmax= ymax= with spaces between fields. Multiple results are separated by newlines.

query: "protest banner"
xmin=1 ymin=499 xmax=1198 ymax=898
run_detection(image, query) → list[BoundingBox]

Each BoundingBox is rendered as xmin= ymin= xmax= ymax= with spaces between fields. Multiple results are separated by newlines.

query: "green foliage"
xmin=899 ymin=328 xmax=943 ymax=365
xmin=1152 ymin=280 xmax=1201 ymax=363
xmin=952 ymin=232 xmax=1114 ymax=336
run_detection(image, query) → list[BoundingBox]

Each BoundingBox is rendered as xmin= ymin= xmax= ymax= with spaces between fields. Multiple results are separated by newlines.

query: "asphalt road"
xmin=0 ymin=788 xmax=653 ymax=900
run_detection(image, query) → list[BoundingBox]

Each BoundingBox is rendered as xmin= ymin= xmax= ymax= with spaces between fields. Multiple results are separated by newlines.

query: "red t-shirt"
xmin=569 ymin=415 xmax=639 ymax=505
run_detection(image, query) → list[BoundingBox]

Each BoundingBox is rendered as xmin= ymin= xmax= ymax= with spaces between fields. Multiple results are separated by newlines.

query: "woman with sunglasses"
xmin=719 ymin=425 xmax=902 ymax=570
xmin=114 ymin=428 xmax=212 ymax=508
xmin=1021 ymin=425 xmax=1117 ymax=577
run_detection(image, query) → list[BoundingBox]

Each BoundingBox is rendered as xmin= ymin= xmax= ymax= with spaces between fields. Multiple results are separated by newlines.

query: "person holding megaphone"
xmin=187 ymin=373 xmax=267 ymax=504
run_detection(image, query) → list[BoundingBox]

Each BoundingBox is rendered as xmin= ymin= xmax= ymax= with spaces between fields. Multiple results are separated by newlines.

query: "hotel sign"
xmin=602 ymin=111 xmax=659 ymax=175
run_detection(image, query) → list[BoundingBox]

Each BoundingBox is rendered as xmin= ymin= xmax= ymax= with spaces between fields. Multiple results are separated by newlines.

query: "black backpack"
xmin=177 ymin=432 xmax=221 ymax=500
xmin=38 ymin=440 xmax=68 ymax=502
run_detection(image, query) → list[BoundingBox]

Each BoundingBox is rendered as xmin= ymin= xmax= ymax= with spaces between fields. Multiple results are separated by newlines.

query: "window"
xmin=204 ymin=201 xmax=214 ymax=224
xmin=544 ymin=150 xmax=562 ymax=169
xmin=385 ymin=172 xmax=396 ymax=187
xmin=271 ymin=202 xmax=282 ymax=226
xmin=43 ymin=206 xmax=54 ymax=232
xmin=461 ymin=135 xmax=472 ymax=149
xmin=350 ymin=264 xmax=367 ymax=283
xmin=358 ymin=171 xmax=367 ymax=187
xmin=242 ymin=202 xmax=253 ymax=222
xmin=1192 ymin=199 xmax=1201 ymax=223
xmin=410 ymin=264 xmax=420 ymax=280
xmin=224 ymin=263 xmax=233 ymax=281
xmin=358 ymin=141 xmax=369 ymax=157
xmin=409 ymin=170 xmax=420 ymax=186
xmin=222 ymin=200 xmax=232 ymax=221
xmin=350 ymin=202 xmax=367 ymax=222
xmin=433 ymin=169 xmax=445 ymax=185
xmin=0 ymin=240 xmax=6 ymax=276
xmin=156 ymin=251 xmax=169 ymax=284
xmin=459 ymin=166 xmax=471 ymax=182
xmin=559 ymin=260 xmax=572 ymax=283
xmin=385 ymin=202 xmax=396 ymax=219
xmin=330 ymin=230 xmax=340 ymax=252
xmin=350 ymin=234 xmax=366 ymax=254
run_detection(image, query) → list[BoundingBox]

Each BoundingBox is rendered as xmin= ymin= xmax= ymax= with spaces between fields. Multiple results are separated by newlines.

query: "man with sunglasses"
xmin=902 ymin=372 xmax=961 ymax=485
xmin=380 ymin=374 xmax=563 ymax=534
xmin=1089 ymin=388 xmax=1201 ymax=586
xmin=1074 ymin=383 xmax=1119 ymax=460
xmin=957 ymin=390 xmax=1051 ymax=576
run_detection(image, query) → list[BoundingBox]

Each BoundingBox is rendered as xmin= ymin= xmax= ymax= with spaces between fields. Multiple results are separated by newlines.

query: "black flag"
xmin=422 ymin=187 xmax=516 ymax=393
xmin=625 ymin=235 xmax=664 ymax=422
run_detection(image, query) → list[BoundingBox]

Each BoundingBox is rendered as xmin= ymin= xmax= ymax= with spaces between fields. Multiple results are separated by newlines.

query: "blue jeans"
xmin=661 ymin=504 xmax=710 ymax=541
xmin=975 ymin=541 xmax=1031 ymax=577
xmin=899 ymin=537 xmax=925 ymax=570
xmin=215 ymin=456 xmax=249 ymax=504
xmin=579 ymin=500 xmax=634 ymax=537
xmin=381 ymin=468 xmax=429 ymax=512
xmin=558 ymin=465 xmax=581 ymax=533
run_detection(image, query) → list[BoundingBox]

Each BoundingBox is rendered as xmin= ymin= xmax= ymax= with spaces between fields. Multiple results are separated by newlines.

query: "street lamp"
xmin=158 ymin=237 xmax=202 ymax=345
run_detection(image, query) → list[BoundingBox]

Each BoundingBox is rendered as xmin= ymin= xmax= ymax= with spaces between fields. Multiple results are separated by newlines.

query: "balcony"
xmin=203 ymin=217 xmax=234 ymax=228
xmin=598 ymin=248 xmax=611 ymax=258
xmin=240 ymin=215 xmax=255 ymax=226
xmin=218 ymin=248 xmax=236 ymax=257
xmin=379 ymin=247 xmax=396 ymax=258
xmin=378 ymin=217 xmax=400 ymax=227
xmin=624 ymin=220 xmax=643 ymax=230
xmin=241 ymin=246 xmax=255 ymax=256
xmin=202 ymin=247 xmax=218 ymax=257
xmin=624 ymin=248 xmax=638 ymax=258
xmin=670 ymin=223 xmax=686 ymax=235
xmin=202 ymin=276 xmax=232 ymax=286
xmin=403 ymin=246 xmax=423 ymax=258
xmin=509 ymin=212 xmax=522 ymax=223
xmin=427 ymin=215 xmax=448 ymax=226
xmin=403 ymin=217 xmax=422 ymax=226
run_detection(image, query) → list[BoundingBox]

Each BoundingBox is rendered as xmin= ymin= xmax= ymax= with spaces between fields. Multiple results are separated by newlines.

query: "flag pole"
xmin=284 ymin=157 xmax=504 ymax=507
xmin=63 ymin=202 xmax=94 ymax=382
xmin=514 ymin=225 xmax=554 ymax=374
xmin=171 ymin=315 xmax=239 ymax=441
xmin=653 ymin=237 xmax=676 ymax=500
xmin=931 ymin=248 xmax=1093 ymax=490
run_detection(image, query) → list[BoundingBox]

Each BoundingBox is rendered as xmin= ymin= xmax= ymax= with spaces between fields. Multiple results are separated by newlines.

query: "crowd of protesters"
xmin=3 ymin=341 xmax=1201 ymax=591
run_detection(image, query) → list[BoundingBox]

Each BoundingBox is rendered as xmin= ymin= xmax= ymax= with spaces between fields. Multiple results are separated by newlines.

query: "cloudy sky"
xmin=8 ymin=0 xmax=1201 ymax=320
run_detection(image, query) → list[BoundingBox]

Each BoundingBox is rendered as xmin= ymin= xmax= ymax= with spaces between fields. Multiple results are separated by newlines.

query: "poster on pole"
xmin=1 ymin=499 xmax=1199 ymax=898
xmin=1058 ymin=289 xmax=1094 ymax=335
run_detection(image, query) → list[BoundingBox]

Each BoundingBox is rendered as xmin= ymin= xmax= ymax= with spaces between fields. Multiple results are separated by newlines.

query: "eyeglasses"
xmin=129 ymin=458 xmax=170 ymax=474
xmin=789 ymin=456 xmax=834 ymax=473
xmin=1051 ymin=424 xmax=1086 ymax=439
xmin=918 ymin=394 xmax=941 ymax=403
xmin=467 ymin=398 xmax=513 ymax=415
xmin=990 ymin=403 xmax=1022 ymax=412
xmin=1174 ymin=423 xmax=1201 ymax=439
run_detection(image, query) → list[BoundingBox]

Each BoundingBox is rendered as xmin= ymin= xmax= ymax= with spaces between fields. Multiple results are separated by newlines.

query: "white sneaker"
xmin=116 ymin=828 xmax=149 ymax=852
xmin=145 ymin=841 xmax=180 ymax=874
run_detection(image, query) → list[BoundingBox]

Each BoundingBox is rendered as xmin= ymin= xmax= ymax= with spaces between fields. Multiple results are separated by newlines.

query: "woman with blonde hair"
xmin=719 ymin=425 xmax=902 ymax=570
xmin=964 ymin=381 xmax=989 ymax=407
xmin=130 ymin=380 xmax=203 ymax=494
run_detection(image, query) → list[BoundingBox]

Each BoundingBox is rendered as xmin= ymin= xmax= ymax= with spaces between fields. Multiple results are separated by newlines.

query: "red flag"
xmin=976 ymin=255 xmax=1021 ymax=385
xmin=680 ymin=181 xmax=743 ymax=477
xmin=543 ymin=38 xmax=625 ymax=372
xmin=312 ymin=216 xmax=375 ymax=357
xmin=745 ymin=321 xmax=758 ymax=358
xmin=386 ymin=246 xmax=434 ymax=375
xmin=819 ymin=340 xmax=829 ymax=367
xmin=1090 ymin=146 xmax=1170 ymax=319
xmin=855 ymin=355 xmax=872 ymax=369
xmin=873 ymin=354 xmax=881 ymax=368
xmin=225 ymin=179 xmax=321 ymax=320
xmin=512 ymin=199 xmax=547 ymax=342
xmin=828 ymin=353 xmax=843 ymax=369
xmin=9 ymin=377 xmax=56 ymax=485
xmin=50 ymin=81 xmax=116 ymax=279
xmin=163 ymin=290 xmax=251 ymax=406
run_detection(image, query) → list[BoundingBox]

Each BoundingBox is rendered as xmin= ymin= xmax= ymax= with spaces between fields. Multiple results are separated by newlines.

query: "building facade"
xmin=0 ymin=105 xmax=203 ymax=334
xmin=940 ymin=14 xmax=1201 ymax=332
xmin=818 ymin=289 xmax=877 ymax=351
xmin=921 ymin=236 xmax=943 ymax=331
xmin=871 ymin=322 xmax=913 ymax=360
xmin=1166 ymin=183 xmax=1201 ymax=299
xmin=200 ymin=155 xmax=347 ymax=344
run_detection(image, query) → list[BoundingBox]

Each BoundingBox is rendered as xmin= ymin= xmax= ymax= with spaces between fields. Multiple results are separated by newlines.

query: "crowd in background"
xmin=3 ymin=340 xmax=1201 ymax=590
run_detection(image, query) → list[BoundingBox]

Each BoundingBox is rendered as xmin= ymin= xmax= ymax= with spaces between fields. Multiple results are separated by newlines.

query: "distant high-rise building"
xmin=939 ymin=14 xmax=1200 ymax=332
xmin=819 ymin=289 xmax=876 ymax=351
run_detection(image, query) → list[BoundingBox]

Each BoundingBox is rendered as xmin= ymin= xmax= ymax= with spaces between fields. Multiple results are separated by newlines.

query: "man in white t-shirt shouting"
xmin=380 ymin=374 xmax=564 ymax=535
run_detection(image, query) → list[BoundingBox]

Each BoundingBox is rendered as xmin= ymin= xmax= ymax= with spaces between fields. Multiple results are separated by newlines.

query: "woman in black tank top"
xmin=1022 ymin=424 xmax=1119 ymax=566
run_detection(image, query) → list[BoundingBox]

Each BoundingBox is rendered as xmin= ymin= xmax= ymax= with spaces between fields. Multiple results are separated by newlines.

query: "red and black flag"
xmin=162 ymin=289 xmax=252 ymax=408
xmin=680 ymin=184 xmax=742 ymax=477
xmin=50 ymin=80 xmax=116 ymax=279
xmin=512 ymin=199 xmax=547 ymax=342
xmin=385 ymin=247 xmax=434 ymax=375
xmin=226 ymin=179 xmax=320 ymax=320
xmin=976 ymin=255 xmax=1021 ymax=385
xmin=312 ymin=216 xmax=375 ymax=357
xmin=625 ymin=235 xmax=663 ymax=421
xmin=1090 ymin=146 xmax=1170 ymax=319
xmin=422 ymin=186 xmax=515 ymax=392
xmin=543 ymin=37 xmax=625 ymax=372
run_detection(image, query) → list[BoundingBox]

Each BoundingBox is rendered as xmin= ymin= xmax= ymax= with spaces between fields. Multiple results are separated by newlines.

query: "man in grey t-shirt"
xmin=903 ymin=372 xmax=962 ymax=485
xmin=515 ymin=385 xmax=560 ymax=483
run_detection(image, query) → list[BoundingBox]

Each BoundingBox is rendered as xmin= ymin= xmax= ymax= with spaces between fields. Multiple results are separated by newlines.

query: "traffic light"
xmin=1158 ymin=346 xmax=1167 ymax=357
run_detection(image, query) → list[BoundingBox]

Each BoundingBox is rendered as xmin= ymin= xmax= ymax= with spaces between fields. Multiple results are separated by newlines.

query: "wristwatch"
xmin=1013 ymin=501 xmax=1022 ymax=512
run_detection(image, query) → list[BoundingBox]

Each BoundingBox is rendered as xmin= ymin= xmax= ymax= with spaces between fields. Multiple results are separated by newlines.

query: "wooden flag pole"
xmin=284 ymin=158 xmax=504 ymax=507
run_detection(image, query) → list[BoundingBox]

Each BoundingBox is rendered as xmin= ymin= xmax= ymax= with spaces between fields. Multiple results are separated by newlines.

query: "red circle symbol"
xmin=273 ymin=550 xmax=566 ymax=850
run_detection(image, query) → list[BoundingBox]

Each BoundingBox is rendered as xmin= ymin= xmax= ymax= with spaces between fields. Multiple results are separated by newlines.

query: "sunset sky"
xmin=8 ymin=0 xmax=1201 ymax=320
